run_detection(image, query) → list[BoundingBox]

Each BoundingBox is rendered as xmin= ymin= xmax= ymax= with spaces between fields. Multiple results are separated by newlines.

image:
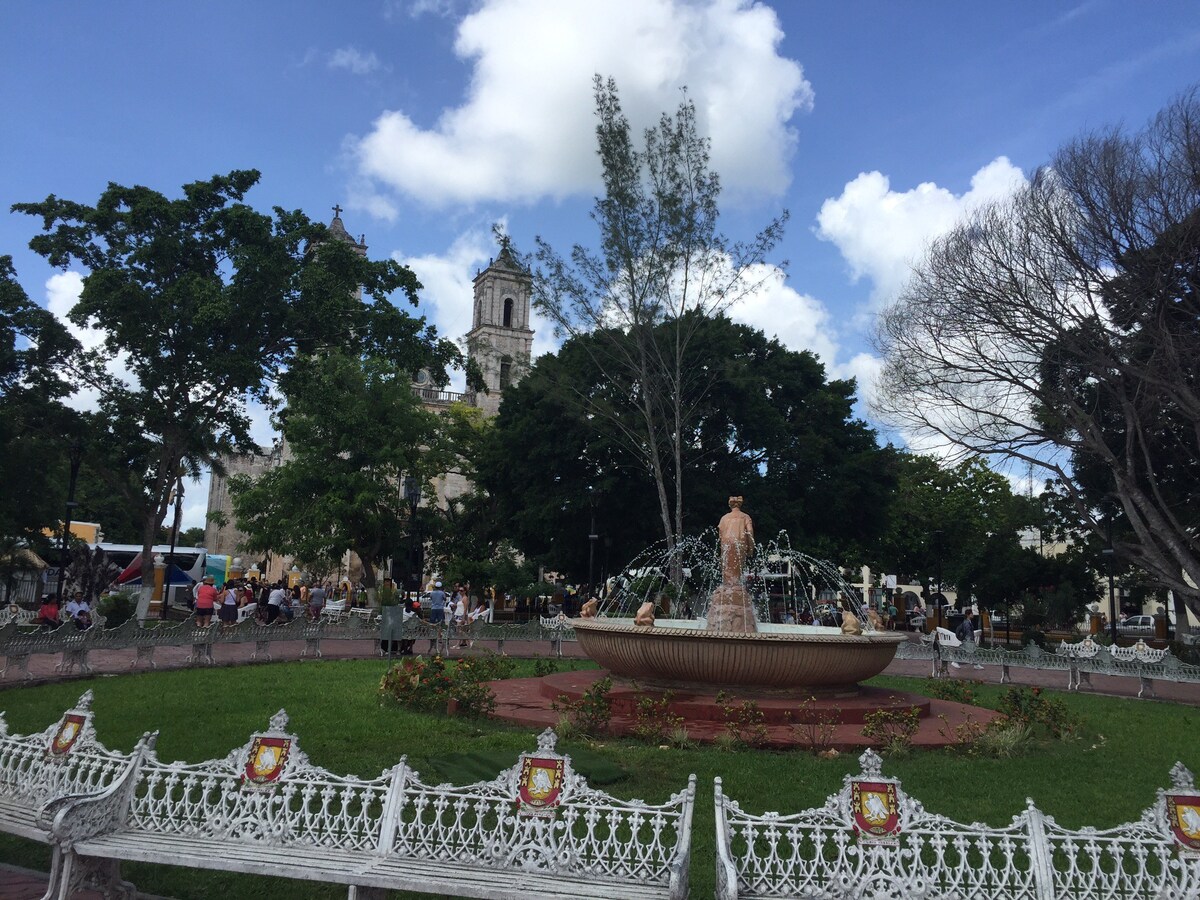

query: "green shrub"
xmin=377 ymin=585 xmax=400 ymax=607
xmin=716 ymin=691 xmax=769 ymax=748
xmin=861 ymin=703 xmax=920 ymax=755
xmin=923 ymin=678 xmax=980 ymax=706
xmin=997 ymin=686 xmax=1080 ymax=740
xmin=552 ymin=676 xmax=612 ymax=737
xmin=631 ymin=693 xmax=683 ymax=744
xmin=378 ymin=655 xmax=497 ymax=717
xmin=975 ymin=722 xmax=1033 ymax=758
xmin=96 ymin=591 xmax=138 ymax=627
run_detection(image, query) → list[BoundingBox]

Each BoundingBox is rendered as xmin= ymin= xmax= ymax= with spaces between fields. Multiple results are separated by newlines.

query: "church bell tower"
xmin=466 ymin=237 xmax=534 ymax=417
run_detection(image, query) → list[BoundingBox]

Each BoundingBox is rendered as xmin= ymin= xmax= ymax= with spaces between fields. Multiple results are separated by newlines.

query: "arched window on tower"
xmin=499 ymin=355 xmax=513 ymax=390
xmin=502 ymin=297 xmax=514 ymax=328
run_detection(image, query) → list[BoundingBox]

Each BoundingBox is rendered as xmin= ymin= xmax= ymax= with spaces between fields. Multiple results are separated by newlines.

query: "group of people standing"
xmin=190 ymin=576 xmax=340 ymax=628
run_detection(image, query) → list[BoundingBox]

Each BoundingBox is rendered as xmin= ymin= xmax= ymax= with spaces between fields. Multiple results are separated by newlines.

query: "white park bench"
xmin=1059 ymin=636 xmax=1169 ymax=697
xmin=42 ymin=717 xmax=696 ymax=900
xmin=0 ymin=690 xmax=152 ymax=889
xmin=920 ymin=625 xmax=981 ymax=677
xmin=716 ymin=748 xmax=1200 ymax=899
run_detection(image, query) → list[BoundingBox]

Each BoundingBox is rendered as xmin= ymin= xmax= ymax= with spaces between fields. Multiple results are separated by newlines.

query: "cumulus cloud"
xmin=328 ymin=46 xmax=384 ymax=75
xmin=354 ymin=0 xmax=811 ymax=208
xmin=44 ymin=271 xmax=137 ymax=411
xmin=816 ymin=156 xmax=1026 ymax=306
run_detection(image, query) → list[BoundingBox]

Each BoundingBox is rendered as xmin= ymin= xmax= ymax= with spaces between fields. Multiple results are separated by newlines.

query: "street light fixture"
xmin=1103 ymin=502 xmax=1118 ymax=643
xmin=930 ymin=529 xmax=944 ymax=630
xmin=403 ymin=476 xmax=421 ymax=595
xmin=55 ymin=439 xmax=84 ymax=602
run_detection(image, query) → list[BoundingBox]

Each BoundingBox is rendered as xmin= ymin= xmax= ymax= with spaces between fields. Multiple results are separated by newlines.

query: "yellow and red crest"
xmin=1166 ymin=794 xmax=1200 ymax=853
xmin=49 ymin=714 xmax=86 ymax=757
xmin=517 ymin=756 xmax=564 ymax=816
xmin=243 ymin=736 xmax=292 ymax=788
xmin=851 ymin=780 xmax=900 ymax=844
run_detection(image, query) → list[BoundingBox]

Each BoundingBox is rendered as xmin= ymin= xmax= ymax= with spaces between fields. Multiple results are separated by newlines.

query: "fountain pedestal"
xmin=706 ymin=584 xmax=758 ymax=633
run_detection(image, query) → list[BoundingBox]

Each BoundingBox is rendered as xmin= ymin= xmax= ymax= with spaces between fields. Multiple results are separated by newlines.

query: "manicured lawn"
xmin=1 ymin=659 xmax=1197 ymax=899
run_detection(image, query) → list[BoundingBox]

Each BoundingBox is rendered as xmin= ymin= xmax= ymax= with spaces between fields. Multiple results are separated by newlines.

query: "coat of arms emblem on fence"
xmin=1166 ymin=793 xmax=1200 ymax=853
xmin=851 ymin=780 xmax=900 ymax=844
xmin=517 ymin=755 xmax=564 ymax=816
xmin=48 ymin=714 xmax=86 ymax=757
xmin=243 ymin=736 xmax=292 ymax=788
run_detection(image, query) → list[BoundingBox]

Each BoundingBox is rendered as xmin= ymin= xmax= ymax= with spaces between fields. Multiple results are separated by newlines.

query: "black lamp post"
xmin=162 ymin=471 xmax=184 ymax=619
xmin=587 ymin=487 xmax=598 ymax=602
xmin=403 ymin=476 xmax=421 ymax=596
xmin=55 ymin=440 xmax=84 ymax=602
xmin=930 ymin=529 xmax=944 ymax=630
xmin=1104 ymin=505 xmax=1118 ymax=643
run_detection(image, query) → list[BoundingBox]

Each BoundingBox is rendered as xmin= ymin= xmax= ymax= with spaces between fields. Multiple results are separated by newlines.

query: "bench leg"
xmin=1078 ymin=670 xmax=1091 ymax=690
xmin=1139 ymin=676 xmax=1155 ymax=699
xmin=1 ymin=653 xmax=31 ymax=680
xmin=1000 ymin=664 xmax=1011 ymax=684
xmin=131 ymin=645 xmax=156 ymax=669
xmin=187 ymin=642 xmax=215 ymax=665
xmin=51 ymin=852 xmax=136 ymax=900
xmin=253 ymin=639 xmax=272 ymax=661
xmin=348 ymin=887 xmax=389 ymax=900
xmin=303 ymin=638 xmax=322 ymax=658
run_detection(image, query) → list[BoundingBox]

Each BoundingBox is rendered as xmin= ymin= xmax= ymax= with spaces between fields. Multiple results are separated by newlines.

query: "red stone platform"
xmin=490 ymin=669 xmax=999 ymax=749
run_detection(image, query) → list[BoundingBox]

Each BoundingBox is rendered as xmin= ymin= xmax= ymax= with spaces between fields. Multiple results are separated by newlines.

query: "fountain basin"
xmin=571 ymin=617 xmax=906 ymax=693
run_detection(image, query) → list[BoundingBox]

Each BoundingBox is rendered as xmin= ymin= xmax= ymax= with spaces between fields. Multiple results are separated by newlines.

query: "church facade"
xmin=203 ymin=210 xmax=534 ymax=582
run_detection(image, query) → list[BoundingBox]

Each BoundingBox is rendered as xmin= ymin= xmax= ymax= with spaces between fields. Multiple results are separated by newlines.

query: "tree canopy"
xmin=478 ymin=314 xmax=895 ymax=580
xmin=14 ymin=170 xmax=443 ymax=587
xmin=533 ymin=77 xmax=788 ymax=565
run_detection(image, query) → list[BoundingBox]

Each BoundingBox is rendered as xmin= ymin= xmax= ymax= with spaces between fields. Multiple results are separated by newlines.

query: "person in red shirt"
xmin=36 ymin=594 xmax=60 ymax=630
xmin=195 ymin=575 xmax=218 ymax=627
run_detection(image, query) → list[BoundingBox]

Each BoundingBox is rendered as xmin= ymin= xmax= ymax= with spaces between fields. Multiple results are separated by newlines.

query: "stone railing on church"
xmin=414 ymin=386 xmax=475 ymax=406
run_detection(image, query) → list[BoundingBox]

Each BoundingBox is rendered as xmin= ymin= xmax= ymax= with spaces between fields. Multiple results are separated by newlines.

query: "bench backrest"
xmin=391 ymin=729 xmax=695 ymax=887
xmin=124 ymin=709 xmax=393 ymax=851
xmin=717 ymin=749 xmax=1196 ymax=899
xmin=0 ymin=690 xmax=132 ymax=808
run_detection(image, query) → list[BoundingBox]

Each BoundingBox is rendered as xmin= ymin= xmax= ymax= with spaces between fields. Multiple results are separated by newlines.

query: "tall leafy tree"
xmin=227 ymin=349 xmax=453 ymax=600
xmin=0 ymin=256 xmax=81 ymax=583
xmin=874 ymin=88 xmax=1200 ymax=612
xmin=533 ymin=77 xmax=788 ymax=569
xmin=479 ymin=315 xmax=894 ymax=578
xmin=14 ymin=171 xmax=429 ymax=588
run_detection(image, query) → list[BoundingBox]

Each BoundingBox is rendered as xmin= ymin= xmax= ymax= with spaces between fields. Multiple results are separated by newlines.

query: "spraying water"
xmin=598 ymin=530 xmax=878 ymax=632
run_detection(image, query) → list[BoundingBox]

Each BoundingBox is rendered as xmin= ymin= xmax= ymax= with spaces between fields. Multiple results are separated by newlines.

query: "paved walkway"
xmin=3 ymin=633 xmax=1198 ymax=898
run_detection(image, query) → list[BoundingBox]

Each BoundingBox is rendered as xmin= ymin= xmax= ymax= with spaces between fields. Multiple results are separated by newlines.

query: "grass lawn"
xmin=1 ymin=658 xmax=1198 ymax=899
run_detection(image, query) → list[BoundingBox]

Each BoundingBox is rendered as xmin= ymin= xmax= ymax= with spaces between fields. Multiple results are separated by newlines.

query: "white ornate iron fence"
xmin=716 ymin=749 xmax=1200 ymax=900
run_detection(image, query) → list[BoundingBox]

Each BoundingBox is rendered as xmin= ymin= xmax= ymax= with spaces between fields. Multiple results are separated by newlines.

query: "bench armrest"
xmin=667 ymin=774 xmax=697 ymax=900
xmin=713 ymin=778 xmax=739 ymax=900
xmin=41 ymin=732 xmax=156 ymax=848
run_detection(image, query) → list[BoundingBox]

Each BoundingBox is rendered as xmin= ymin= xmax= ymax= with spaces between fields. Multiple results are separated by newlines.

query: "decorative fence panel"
xmin=716 ymin=750 xmax=1200 ymax=900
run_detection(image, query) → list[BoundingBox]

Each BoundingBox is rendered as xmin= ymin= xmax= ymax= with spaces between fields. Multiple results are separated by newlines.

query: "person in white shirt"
xmin=266 ymin=583 xmax=286 ymax=624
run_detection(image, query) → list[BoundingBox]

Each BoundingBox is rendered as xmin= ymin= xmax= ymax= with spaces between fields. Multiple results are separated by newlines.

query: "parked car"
xmin=1119 ymin=614 xmax=1155 ymax=634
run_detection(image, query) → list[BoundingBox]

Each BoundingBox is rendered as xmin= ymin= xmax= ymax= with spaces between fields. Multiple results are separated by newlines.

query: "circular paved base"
xmin=490 ymin=669 xmax=999 ymax=750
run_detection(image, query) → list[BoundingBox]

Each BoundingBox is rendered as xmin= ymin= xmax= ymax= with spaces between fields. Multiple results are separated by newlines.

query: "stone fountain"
xmin=571 ymin=496 xmax=906 ymax=694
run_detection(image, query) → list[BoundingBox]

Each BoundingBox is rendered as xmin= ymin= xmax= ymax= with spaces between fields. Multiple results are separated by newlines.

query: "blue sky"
xmin=3 ymin=0 xmax=1199 ymax=529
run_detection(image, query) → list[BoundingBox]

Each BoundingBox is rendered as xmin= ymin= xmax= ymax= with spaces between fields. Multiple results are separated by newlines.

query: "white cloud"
xmin=328 ymin=46 xmax=384 ymax=75
xmin=354 ymin=0 xmax=811 ymax=208
xmin=44 ymin=271 xmax=136 ymax=411
xmin=815 ymin=156 xmax=1026 ymax=306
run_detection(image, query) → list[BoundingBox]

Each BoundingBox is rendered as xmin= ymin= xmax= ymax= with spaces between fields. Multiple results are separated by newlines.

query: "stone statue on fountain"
xmin=707 ymin=496 xmax=759 ymax=633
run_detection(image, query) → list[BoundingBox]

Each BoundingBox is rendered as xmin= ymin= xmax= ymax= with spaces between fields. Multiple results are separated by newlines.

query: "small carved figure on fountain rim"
xmin=634 ymin=601 xmax=655 ymax=627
